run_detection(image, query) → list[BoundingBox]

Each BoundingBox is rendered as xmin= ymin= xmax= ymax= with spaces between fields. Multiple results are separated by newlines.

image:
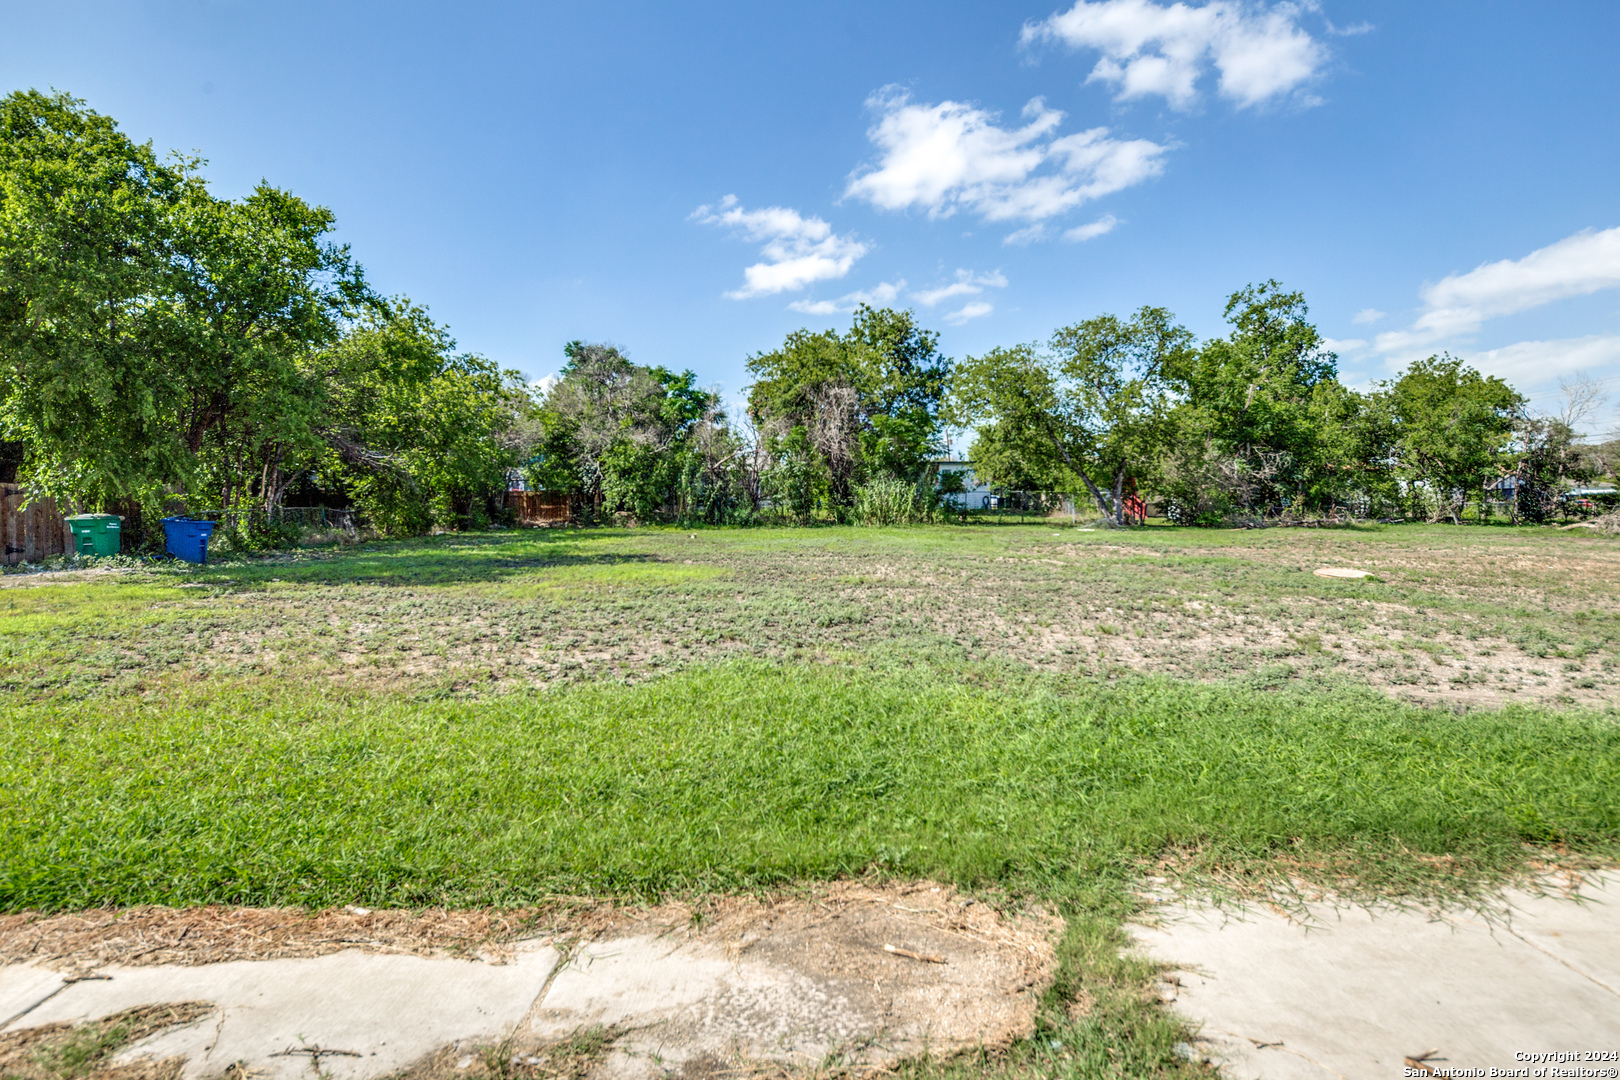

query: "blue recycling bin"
xmin=161 ymin=517 xmax=217 ymax=564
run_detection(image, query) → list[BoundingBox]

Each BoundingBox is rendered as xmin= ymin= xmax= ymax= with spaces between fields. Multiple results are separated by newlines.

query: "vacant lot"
xmin=3 ymin=521 xmax=1618 ymax=710
xmin=4 ymin=522 xmax=1618 ymax=1078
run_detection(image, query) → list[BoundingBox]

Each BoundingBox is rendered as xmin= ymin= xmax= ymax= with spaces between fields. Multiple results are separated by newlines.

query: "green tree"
xmin=1161 ymin=282 xmax=1344 ymax=517
xmin=313 ymin=303 xmax=524 ymax=534
xmin=746 ymin=305 xmax=950 ymax=507
xmin=1376 ymin=354 xmax=1522 ymax=524
xmin=0 ymin=90 xmax=188 ymax=505
xmin=0 ymin=90 xmax=367 ymax=515
xmin=533 ymin=342 xmax=724 ymax=523
xmin=178 ymin=186 xmax=369 ymax=520
xmin=951 ymin=307 xmax=1193 ymax=525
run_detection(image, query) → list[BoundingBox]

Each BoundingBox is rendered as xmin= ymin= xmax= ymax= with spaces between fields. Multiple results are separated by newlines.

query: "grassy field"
xmin=4 ymin=521 xmax=1618 ymax=1077
xmin=4 ymin=520 xmax=1619 ymax=710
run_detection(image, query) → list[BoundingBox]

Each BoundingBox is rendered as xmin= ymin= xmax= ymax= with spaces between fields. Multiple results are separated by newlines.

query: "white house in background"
xmin=933 ymin=457 xmax=996 ymax=509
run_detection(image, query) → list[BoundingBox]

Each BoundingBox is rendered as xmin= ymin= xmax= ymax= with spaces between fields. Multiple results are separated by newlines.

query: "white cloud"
xmin=789 ymin=270 xmax=1009 ymax=316
xmin=1376 ymin=226 xmax=1620 ymax=353
xmin=788 ymin=280 xmax=905 ymax=316
xmin=912 ymin=269 xmax=1008 ymax=307
xmin=1063 ymin=214 xmax=1119 ymax=242
xmin=530 ymin=374 xmax=559 ymax=400
xmin=1023 ymin=0 xmax=1327 ymax=109
xmin=944 ymin=301 xmax=995 ymax=325
xmin=1351 ymin=307 xmax=1385 ymax=324
xmin=1004 ymin=224 xmax=1050 ymax=246
xmin=1322 ymin=337 xmax=1367 ymax=353
xmin=1460 ymin=335 xmax=1620 ymax=391
xmin=692 ymin=195 xmax=868 ymax=298
xmin=844 ymin=90 xmax=1166 ymax=238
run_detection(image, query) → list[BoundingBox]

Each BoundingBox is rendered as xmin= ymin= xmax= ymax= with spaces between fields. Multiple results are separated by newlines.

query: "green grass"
xmin=5 ymin=524 xmax=1619 ymax=1077
xmin=4 ymin=661 xmax=1615 ymax=912
xmin=6 ymin=521 xmax=1619 ymax=710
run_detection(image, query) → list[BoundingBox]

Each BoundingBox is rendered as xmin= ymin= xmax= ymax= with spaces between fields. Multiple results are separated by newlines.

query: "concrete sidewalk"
xmin=7 ymin=876 xmax=1617 ymax=1079
xmin=0 ymin=883 xmax=1054 ymax=1079
xmin=1128 ymin=873 xmax=1620 ymax=1079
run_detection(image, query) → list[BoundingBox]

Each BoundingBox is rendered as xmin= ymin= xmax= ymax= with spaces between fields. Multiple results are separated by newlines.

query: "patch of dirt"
xmin=0 ymin=567 xmax=131 ymax=588
xmin=0 ymin=1002 xmax=212 ymax=1080
xmin=0 ymin=883 xmax=1058 ymax=983
xmin=2 ymin=884 xmax=1061 ymax=1080
xmin=386 ymin=881 xmax=1062 ymax=1079
xmin=521 ymin=880 xmax=1061 ymax=1073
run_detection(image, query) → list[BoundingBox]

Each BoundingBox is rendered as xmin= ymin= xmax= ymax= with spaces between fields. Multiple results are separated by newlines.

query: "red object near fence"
xmin=1123 ymin=494 xmax=1147 ymax=526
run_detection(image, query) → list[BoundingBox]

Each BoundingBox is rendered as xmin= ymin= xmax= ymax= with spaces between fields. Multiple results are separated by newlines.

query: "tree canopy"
xmin=1 ymin=89 xmax=1593 ymax=540
xmin=746 ymin=305 xmax=950 ymax=503
xmin=0 ymin=90 xmax=522 ymax=537
xmin=528 ymin=342 xmax=739 ymax=524
xmin=1374 ymin=354 xmax=1523 ymax=524
xmin=953 ymin=307 xmax=1193 ymax=524
xmin=946 ymin=282 xmax=1569 ymax=527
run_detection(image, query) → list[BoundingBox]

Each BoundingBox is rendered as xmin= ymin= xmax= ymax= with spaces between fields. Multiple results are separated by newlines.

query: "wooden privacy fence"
xmin=1 ymin=484 xmax=71 ymax=565
xmin=510 ymin=491 xmax=573 ymax=526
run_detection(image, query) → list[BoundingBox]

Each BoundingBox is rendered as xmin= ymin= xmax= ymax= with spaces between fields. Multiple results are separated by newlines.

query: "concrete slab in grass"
xmin=0 ymin=964 xmax=69 ymax=1028
xmin=1128 ymin=873 xmax=1620 ymax=1079
xmin=5 ymin=945 xmax=560 ymax=1080
xmin=528 ymin=885 xmax=1056 ymax=1076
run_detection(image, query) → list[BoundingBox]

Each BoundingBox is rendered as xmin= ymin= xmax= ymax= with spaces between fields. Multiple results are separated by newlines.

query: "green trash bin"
xmin=66 ymin=514 xmax=123 ymax=557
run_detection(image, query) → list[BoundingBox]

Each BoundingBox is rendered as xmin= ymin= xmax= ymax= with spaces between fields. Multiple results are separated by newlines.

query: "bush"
xmin=216 ymin=519 xmax=305 ymax=553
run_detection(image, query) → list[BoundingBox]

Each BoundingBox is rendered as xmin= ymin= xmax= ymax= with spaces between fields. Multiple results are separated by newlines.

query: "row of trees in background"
xmin=516 ymin=306 xmax=953 ymax=526
xmin=953 ymin=281 xmax=1605 ymax=527
xmin=524 ymin=283 xmax=1613 ymax=529
xmin=3 ymin=91 xmax=1613 ymax=538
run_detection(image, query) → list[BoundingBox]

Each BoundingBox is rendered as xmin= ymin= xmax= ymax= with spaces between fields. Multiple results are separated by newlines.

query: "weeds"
xmin=5 ymin=523 xmax=1619 ymax=710
xmin=853 ymin=478 xmax=930 ymax=526
xmin=0 ymin=1003 xmax=212 ymax=1080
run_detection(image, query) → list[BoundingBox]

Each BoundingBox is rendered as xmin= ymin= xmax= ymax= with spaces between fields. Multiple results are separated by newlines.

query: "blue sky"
xmin=5 ymin=1 xmax=1619 ymax=431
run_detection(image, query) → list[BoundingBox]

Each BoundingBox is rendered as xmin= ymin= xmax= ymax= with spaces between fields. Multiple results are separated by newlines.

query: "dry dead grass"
xmin=0 ymin=882 xmax=1058 ymax=985
xmin=0 ymin=905 xmax=550 ymax=973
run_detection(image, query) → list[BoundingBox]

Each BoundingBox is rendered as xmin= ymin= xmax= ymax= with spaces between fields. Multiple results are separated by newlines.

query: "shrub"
xmin=854 ymin=477 xmax=926 ymax=526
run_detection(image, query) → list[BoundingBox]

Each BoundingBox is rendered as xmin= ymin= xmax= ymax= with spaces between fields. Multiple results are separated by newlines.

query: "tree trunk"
xmin=1075 ymin=471 xmax=1120 ymax=527
xmin=262 ymin=448 xmax=292 ymax=520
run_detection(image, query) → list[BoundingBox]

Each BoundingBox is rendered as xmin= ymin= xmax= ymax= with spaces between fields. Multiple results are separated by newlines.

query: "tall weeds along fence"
xmin=0 ymin=484 xmax=70 ymax=565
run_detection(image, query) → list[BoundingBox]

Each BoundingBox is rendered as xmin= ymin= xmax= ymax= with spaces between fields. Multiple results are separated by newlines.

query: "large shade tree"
xmin=0 ymin=90 xmax=368 ymax=511
xmin=746 ymin=305 xmax=951 ymax=504
xmin=1159 ymin=281 xmax=1346 ymax=517
xmin=951 ymin=306 xmax=1193 ymax=525
xmin=530 ymin=342 xmax=729 ymax=523
xmin=0 ymin=89 xmax=190 ymax=504
xmin=303 ymin=303 xmax=525 ymax=534
xmin=1375 ymin=354 xmax=1523 ymax=523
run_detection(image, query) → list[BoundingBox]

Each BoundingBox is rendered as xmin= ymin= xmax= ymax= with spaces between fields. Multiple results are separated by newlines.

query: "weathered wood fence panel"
xmin=0 ymin=484 xmax=71 ymax=565
xmin=510 ymin=491 xmax=572 ymax=526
